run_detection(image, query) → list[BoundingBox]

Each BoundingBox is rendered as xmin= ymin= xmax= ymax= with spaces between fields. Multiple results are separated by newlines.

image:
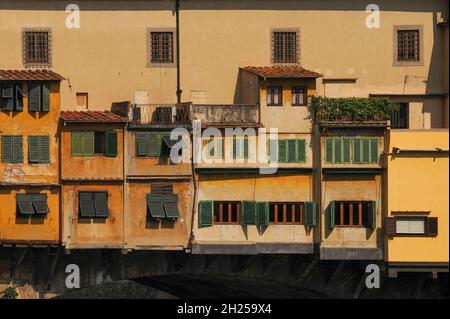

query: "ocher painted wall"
xmin=194 ymin=174 xmax=313 ymax=243
xmin=386 ymin=130 xmax=449 ymax=263
xmin=0 ymin=188 xmax=59 ymax=244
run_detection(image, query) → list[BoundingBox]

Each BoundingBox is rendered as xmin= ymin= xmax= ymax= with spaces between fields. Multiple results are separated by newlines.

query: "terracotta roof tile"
xmin=60 ymin=111 xmax=128 ymax=123
xmin=241 ymin=66 xmax=322 ymax=78
xmin=0 ymin=69 xmax=65 ymax=81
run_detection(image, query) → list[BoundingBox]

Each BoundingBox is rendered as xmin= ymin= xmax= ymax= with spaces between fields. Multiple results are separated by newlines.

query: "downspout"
xmin=176 ymin=0 xmax=182 ymax=104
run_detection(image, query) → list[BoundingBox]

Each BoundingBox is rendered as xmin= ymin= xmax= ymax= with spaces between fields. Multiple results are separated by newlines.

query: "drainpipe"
xmin=175 ymin=0 xmax=182 ymax=104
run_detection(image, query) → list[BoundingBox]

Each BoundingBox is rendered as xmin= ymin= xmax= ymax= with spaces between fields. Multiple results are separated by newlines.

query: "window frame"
xmin=395 ymin=217 xmax=427 ymax=236
xmin=291 ymin=86 xmax=307 ymax=106
xmin=393 ymin=25 xmax=423 ymax=66
xmin=268 ymin=202 xmax=304 ymax=225
xmin=78 ymin=191 xmax=109 ymax=219
xmin=266 ymin=86 xmax=283 ymax=106
xmin=213 ymin=201 xmax=241 ymax=225
xmin=147 ymin=28 xmax=177 ymax=68
xmin=271 ymin=28 xmax=300 ymax=64
xmin=390 ymin=102 xmax=409 ymax=129
xmin=0 ymin=82 xmax=24 ymax=111
xmin=22 ymin=27 xmax=52 ymax=68
xmin=332 ymin=201 xmax=373 ymax=228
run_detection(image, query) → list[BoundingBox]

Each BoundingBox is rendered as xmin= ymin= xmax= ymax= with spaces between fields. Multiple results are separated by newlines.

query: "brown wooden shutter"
xmin=385 ymin=217 xmax=396 ymax=236
xmin=426 ymin=217 xmax=438 ymax=237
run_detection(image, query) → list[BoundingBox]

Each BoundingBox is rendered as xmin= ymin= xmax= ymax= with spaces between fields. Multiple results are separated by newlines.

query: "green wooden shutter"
xmin=104 ymin=131 xmax=118 ymax=157
xmin=329 ymin=201 xmax=335 ymax=230
xmin=353 ymin=138 xmax=362 ymax=163
xmin=28 ymin=83 xmax=41 ymax=111
xmin=269 ymin=139 xmax=278 ymax=163
xmin=71 ymin=132 xmax=83 ymax=156
xmin=1 ymin=136 xmax=13 ymax=163
xmin=82 ymin=131 xmax=94 ymax=156
xmin=39 ymin=135 xmax=50 ymax=163
xmin=42 ymin=83 xmax=50 ymax=112
xmin=304 ymin=201 xmax=317 ymax=226
xmin=343 ymin=138 xmax=351 ymax=163
xmin=148 ymin=132 xmax=159 ymax=157
xmin=241 ymin=201 xmax=257 ymax=225
xmin=243 ymin=137 xmax=249 ymax=159
xmin=256 ymin=202 xmax=269 ymax=226
xmin=136 ymin=133 xmax=147 ymax=156
xmin=297 ymin=139 xmax=306 ymax=162
xmin=325 ymin=138 xmax=333 ymax=163
xmin=368 ymin=201 xmax=376 ymax=229
xmin=232 ymin=137 xmax=237 ymax=159
xmin=370 ymin=138 xmax=378 ymax=163
xmin=334 ymin=138 xmax=342 ymax=163
xmin=12 ymin=136 xmax=23 ymax=163
xmin=28 ymin=136 xmax=40 ymax=163
xmin=278 ymin=140 xmax=287 ymax=163
xmin=362 ymin=138 xmax=370 ymax=163
xmin=2 ymin=84 xmax=14 ymax=111
xmin=198 ymin=201 xmax=213 ymax=227
xmin=287 ymin=139 xmax=297 ymax=163
xmin=15 ymin=84 xmax=24 ymax=111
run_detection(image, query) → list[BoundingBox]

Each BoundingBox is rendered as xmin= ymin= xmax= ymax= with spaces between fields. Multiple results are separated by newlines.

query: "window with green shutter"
xmin=241 ymin=201 xmax=257 ymax=225
xmin=278 ymin=140 xmax=287 ymax=163
xmin=136 ymin=132 xmax=162 ymax=157
xmin=352 ymin=138 xmax=378 ymax=163
xmin=304 ymin=201 xmax=317 ymax=226
xmin=1 ymin=135 xmax=23 ymax=164
xmin=325 ymin=138 xmax=351 ymax=164
xmin=233 ymin=136 xmax=249 ymax=160
xmin=104 ymin=131 xmax=118 ymax=157
xmin=198 ymin=200 xmax=214 ymax=227
xmin=78 ymin=191 xmax=109 ymax=218
xmin=28 ymin=82 xmax=51 ymax=112
xmin=330 ymin=201 xmax=376 ymax=228
xmin=29 ymin=135 xmax=50 ymax=163
xmin=256 ymin=202 xmax=269 ymax=226
xmin=1 ymin=82 xmax=24 ymax=111
xmin=16 ymin=193 xmax=50 ymax=216
xmin=71 ymin=131 xmax=94 ymax=156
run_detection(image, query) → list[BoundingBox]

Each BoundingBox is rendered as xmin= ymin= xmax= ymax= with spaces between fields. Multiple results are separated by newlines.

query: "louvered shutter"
xmin=278 ymin=140 xmax=287 ymax=163
xmin=269 ymin=139 xmax=278 ymax=163
xmin=163 ymin=194 xmax=180 ymax=218
xmin=12 ymin=136 xmax=23 ymax=163
xmin=32 ymin=194 xmax=49 ymax=214
xmin=71 ymin=132 xmax=83 ymax=156
xmin=39 ymin=135 xmax=50 ymax=163
xmin=42 ymin=83 xmax=50 ymax=112
xmin=353 ymin=138 xmax=362 ymax=163
xmin=104 ymin=131 xmax=118 ymax=157
xmin=241 ymin=201 xmax=257 ymax=225
xmin=426 ymin=217 xmax=438 ymax=237
xmin=147 ymin=194 xmax=165 ymax=218
xmin=94 ymin=192 xmax=109 ymax=217
xmin=325 ymin=138 xmax=333 ymax=163
xmin=343 ymin=138 xmax=351 ymax=163
xmin=329 ymin=201 xmax=335 ymax=230
xmin=297 ymin=139 xmax=306 ymax=162
xmin=82 ymin=131 xmax=94 ymax=156
xmin=28 ymin=83 xmax=41 ymax=111
xmin=1 ymin=84 xmax=14 ymax=111
xmin=16 ymin=194 xmax=35 ymax=215
xmin=287 ymin=139 xmax=297 ymax=163
xmin=198 ymin=201 xmax=213 ymax=227
xmin=362 ymin=139 xmax=370 ymax=163
xmin=243 ymin=138 xmax=249 ymax=159
xmin=370 ymin=138 xmax=378 ymax=163
xmin=334 ymin=138 xmax=342 ymax=163
xmin=28 ymin=136 xmax=40 ymax=163
xmin=15 ymin=84 xmax=24 ymax=111
xmin=368 ymin=201 xmax=376 ymax=229
xmin=136 ymin=133 xmax=147 ymax=156
xmin=256 ymin=202 xmax=269 ymax=226
xmin=385 ymin=217 xmax=396 ymax=236
xmin=304 ymin=201 xmax=317 ymax=226
xmin=148 ymin=132 xmax=159 ymax=157
xmin=1 ymin=136 xmax=13 ymax=163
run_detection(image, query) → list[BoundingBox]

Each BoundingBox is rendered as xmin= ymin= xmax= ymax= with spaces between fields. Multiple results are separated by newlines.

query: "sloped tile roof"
xmin=241 ymin=66 xmax=322 ymax=78
xmin=0 ymin=69 xmax=65 ymax=81
xmin=60 ymin=111 xmax=128 ymax=123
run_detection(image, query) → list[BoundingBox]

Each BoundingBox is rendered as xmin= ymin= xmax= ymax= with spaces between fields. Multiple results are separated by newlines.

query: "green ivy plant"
xmin=310 ymin=96 xmax=399 ymax=122
xmin=1 ymin=286 xmax=19 ymax=299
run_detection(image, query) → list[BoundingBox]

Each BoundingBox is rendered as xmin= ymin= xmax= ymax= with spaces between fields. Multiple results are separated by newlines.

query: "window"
xmin=151 ymin=182 xmax=173 ymax=195
xmin=1 ymin=135 xmax=23 ymax=164
xmin=147 ymin=192 xmax=180 ymax=220
xmin=291 ymin=86 xmax=307 ymax=106
xmin=390 ymin=103 xmax=408 ymax=129
xmin=352 ymin=138 xmax=378 ymax=164
xmin=233 ymin=136 xmax=249 ymax=160
xmin=78 ymin=192 xmax=109 ymax=218
xmin=0 ymin=82 xmax=24 ymax=111
xmin=325 ymin=137 xmax=378 ymax=164
xmin=325 ymin=138 xmax=351 ymax=164
xmin=271 ymin=29 xmax=299 ymax=64
xmin=28 ymin=135 xmax=50 ymax=163
xmin=267 ymin=86 xmax=282 ymax=106
xmin=397 ymin=30 xmax=419 ymax=62
xmin=28 ymin=82 xmax=51 ymax=112
xmin=23 ymin=28 xmax=51 ymax=67
xmin=76 ymin=93 xmax=88 ymax=109
xmin=203 ymin=137 xmax=224 ymax=159
xmin=71 ymin=131 xmax=117 ymax=157
xmin=16 ymin=194 xmax=49 ymax=215
xmin=269 ymin=202 xmax=304 ymax=224
xmin=269 ymin=139 xmax=306 ymax=163
xmin=147 ymin=28 xmax=176 ymax=67
xmin=386 ymin=216 xmax=437 ymax=237
xmin=213 ymin=201 xmax=241 ymax=224
xmin=136 ymin=131 xmax=179 ymax=158
xmin=331 ymin=201 xmax=376 ymax=228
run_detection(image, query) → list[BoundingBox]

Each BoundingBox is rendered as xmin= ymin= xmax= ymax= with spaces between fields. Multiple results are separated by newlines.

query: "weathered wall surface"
xmin=386 ymin=130 xmax=449 ymax=263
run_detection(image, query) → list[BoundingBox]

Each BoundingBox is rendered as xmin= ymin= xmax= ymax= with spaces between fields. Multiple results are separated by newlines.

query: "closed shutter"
xmin=325 ymin=138 xmax=333 ymax=163
xmin=2 ymin=136 xmax=13 ymax=163
xmin=42 ymin=83 xmax=50 ymax=112
xmin=426 ymin=217 xmax=438 ymax=237
xmin=269 ymin=139 xmax=278 ymax=163
xmin=15 ymin=84 xmax=24 ymax=111
xmin=148 ymin=132 xmax=159 ymax=157
xmin=28 ymin=136 xmax=40 ymax=163
xmin=343 ymin=138 xmax=351 ymax=163
xmin=334 ymin=138 xmax=342 ymax=163
xmin=297 ymin=139 xmax=306 ymax=163
xmin=241 ymin=201 xmax=257 ymax=225
xmin=163 ymin=194 xmax=180 ymax=218
xmin=353 ymin=138 xmax=362 ymax=163
xmin=28 ymin=83 xmax=41 ymax=111
xmin=71 ymin=132 xmax=84 ymax=156
xmin=368 ymin=201 xmax=376 ymax=229
xmin=12 ymin=136 xmax=23 ymax=163
xmin=370 ymin=138 xmax=378 ymax=163
xmin=385 ymin=217 xmax=396 ymax=236
xmin=287 ymin=139 xmax=297 ymax=163
xmin=278 ymin=140 xmax=287 ymax=163
xmin=104 ymin=131 xmax=118 ymax=157
xmin=198 ymin=200 xmax=213 ymax=227
xmin=329 ymin=201 xmax=335 ymax=230
xmin=1 ymin=84 xmax=14 ymax=111
xmin=243 ymin=137 xmax=249 ymax=159
xmin=256 ymin=202 xmax=269 ymax=226
xmin=39 ymin=135 xmax=50 ymax=163
xmin=304 ymin=201 xmax=317 ymax=226
xmin=362 ymin=139 xmax=370 ymax=163
xmin=136 ymin=133 xmax=147 ymax=156
xmin=82 ymin=131 xmax=94 ymax=156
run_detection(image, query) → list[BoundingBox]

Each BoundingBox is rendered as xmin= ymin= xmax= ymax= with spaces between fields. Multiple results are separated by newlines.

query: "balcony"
xmin=191 ymin=104 xmax=260 ymax=127
xmin=120 ymin=103 xmax=191 ymax=128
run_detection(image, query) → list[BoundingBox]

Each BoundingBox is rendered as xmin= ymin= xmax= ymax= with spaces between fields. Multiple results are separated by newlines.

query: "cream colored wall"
xmin=194 ymin=174 xmax=313 ymax=243
xmin=386 ymin=130 xmax=449 ymax=263
xmin=0 ymin=0 xmax=447 ymax=110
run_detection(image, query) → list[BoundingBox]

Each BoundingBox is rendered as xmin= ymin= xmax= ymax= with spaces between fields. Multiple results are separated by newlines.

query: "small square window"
xmin=291 ymin=86 xmax=307 ymax=106
xmin=23 ymin=28 xmax=52 ymax=68
xmin=147 ymin=28 xmax=176 ymax=67
xmin=393 ymin=26 xmax=423 ymax=66
xmin=267 ymin=86 xmax=283 ymax=106
xmin=76 ymin=93 xmax=88 ymax=108
xmin=271 ymin=29 xmax=299 ymax=64
xmin=390 ymin=103 xmax=409 ymax=129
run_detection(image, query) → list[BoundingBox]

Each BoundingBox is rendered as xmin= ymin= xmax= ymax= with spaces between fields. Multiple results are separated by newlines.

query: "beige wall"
xmin=0 ymin=0 xmax=447 ymax=109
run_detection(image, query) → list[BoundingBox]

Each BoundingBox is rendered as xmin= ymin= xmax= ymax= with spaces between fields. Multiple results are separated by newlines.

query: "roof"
xmin=60 ymin=111 xmax=128 ymax=123
xmin=241 ymin=66 xmax=323 ymax=78
xmin=0 ymin=69 xmax=65 ymax=81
